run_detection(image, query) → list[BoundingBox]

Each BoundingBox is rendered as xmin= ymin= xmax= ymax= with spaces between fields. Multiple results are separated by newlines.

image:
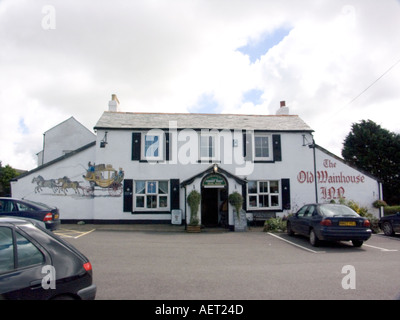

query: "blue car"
xmin=0 ymin=197 xmax=60 ymax=231
xmin=287 ymin=204 xmax=372 ymax=247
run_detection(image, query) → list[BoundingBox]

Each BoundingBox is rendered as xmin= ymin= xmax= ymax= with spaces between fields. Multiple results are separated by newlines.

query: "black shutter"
xmin=170 ymin=179 xmax=180 ymax=210
xmin=281 ymin=179 xmax=291 ymax=210
xmin=165 ymin=132 xmax=171 ymax=161
xmin=242 ymin=183 xmax=247 ymax=211
xmin=123 ymin=179 xmax=133 ymax=212
xmin=273 ymin=134 xmax=282 ymax=162
xmin=132 ymin=132 xmax=141 ymax=161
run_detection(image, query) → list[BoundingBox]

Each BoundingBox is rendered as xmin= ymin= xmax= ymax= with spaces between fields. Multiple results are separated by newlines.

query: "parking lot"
xmin=57 ymin=225 xmax=400 ymax=300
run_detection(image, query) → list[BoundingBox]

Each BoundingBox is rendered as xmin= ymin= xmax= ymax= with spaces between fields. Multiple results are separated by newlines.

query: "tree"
xmin=0 ymin=162 xmax=21 ymax=196
xmin=342 ymin=120 xmax=400 ymax=205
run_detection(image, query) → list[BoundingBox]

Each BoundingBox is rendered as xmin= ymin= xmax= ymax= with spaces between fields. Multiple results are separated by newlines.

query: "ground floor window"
xmin=247 ymin=180 xmax=280 ymax=209
xmin=134 ymin=180 xmax=169 ymax=211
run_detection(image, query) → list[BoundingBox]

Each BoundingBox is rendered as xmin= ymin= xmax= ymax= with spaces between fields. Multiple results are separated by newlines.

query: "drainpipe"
xmin=42 ymin=132 xmax=46 ymax=166
xmin=378 ymin=182 xmax=384 ymax=218
xmin=184 ymin=186 xmax=187 ymax=230
xmin=310 ymin=136 xmax=318 ymax=203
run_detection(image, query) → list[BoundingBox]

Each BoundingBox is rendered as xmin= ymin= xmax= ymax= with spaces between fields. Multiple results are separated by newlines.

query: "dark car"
xmin=287 ymin=203 xmax=372 ymax=247
xmin=379 ymin=212 xmax=400 ymax=236
xmin=0 ymin=217 xmax=96 ymax=300
xmin=0 ymin=197 xmax=60 ymax=231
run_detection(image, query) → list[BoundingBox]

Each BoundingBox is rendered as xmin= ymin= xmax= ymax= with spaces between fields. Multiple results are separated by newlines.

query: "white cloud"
xmin=1 ymin=0 xmax=399 ymax=170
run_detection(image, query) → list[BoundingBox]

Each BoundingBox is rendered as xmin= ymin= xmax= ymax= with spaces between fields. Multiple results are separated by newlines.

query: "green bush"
xmin=384 ymin=206 xmax=400 ymax=216
xmin=187 ymin=190 xmax=201 ymax=226
xmin=228 ymin=192 xmax=243 ymax=217
xmin=263 ymin=217 xmax=287 ymax=232
xmin=373 ymin=200 xmax=387 ymax=208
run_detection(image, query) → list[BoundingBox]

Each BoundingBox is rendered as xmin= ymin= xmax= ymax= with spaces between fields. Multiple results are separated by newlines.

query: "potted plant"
xmin=228 ymin=192 xmax=243 ymax=217
xmin=229 ymin=192 xmax=247 ymax=232
xmin=187 ymin=190 xmax=201 ymax=232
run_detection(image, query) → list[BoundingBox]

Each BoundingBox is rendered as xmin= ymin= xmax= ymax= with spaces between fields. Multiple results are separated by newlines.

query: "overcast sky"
xmin=1 ymin=0 xmax=399 ymax=171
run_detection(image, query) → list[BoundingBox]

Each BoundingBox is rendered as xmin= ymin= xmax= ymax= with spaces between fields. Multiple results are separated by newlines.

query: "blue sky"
xmin=189 ymin=93 xmax=219 ymax=114
xmin=237 ymin=27 xmax=292 ymax=64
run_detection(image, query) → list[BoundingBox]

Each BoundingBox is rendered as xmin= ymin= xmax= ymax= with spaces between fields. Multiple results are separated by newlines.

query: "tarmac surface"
xmin=58 ymin=221 xmax=400 ymax=300
xmin=59 ymin=222 xmax=264 ymax=233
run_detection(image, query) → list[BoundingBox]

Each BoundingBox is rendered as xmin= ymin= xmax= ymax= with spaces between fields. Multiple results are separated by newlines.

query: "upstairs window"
xmin=254 ymin=134 xmax=273 ymax=161
xmin=199 ymin=134 xmax=217 ymax=160
xmin=142 ymin=133 xmax=163 ymax=161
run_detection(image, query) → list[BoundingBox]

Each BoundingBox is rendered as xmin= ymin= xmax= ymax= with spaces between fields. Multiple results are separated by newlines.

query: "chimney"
xmin=276 ymin=100 xmax=289 ymax=115
xmin=108 ymin=94 xmax=120 ymax=112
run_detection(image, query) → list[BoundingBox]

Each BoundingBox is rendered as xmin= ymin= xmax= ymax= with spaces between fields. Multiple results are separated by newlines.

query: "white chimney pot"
xmin=276 ymin=100 xmax=289 ymax=115
xmin=108 ymin=94 xmax=120 ymax=112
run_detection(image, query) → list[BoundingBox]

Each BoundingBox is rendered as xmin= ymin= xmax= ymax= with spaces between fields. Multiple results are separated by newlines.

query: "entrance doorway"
xmin=201 ymin=174 xmax=228 ymax=227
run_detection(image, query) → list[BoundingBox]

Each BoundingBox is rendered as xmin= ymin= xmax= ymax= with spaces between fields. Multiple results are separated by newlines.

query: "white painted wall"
xmin=313 ymin=147 xmax=381 ymax=216
xmin=39 ymin=117 xmax=95 ymax=166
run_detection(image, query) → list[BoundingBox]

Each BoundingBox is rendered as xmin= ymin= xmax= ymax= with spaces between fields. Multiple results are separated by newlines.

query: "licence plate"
xmin=339 ymin=221 xmax=356 ymax=226
xmin=54 ymin=214 xmax=59 ymax=220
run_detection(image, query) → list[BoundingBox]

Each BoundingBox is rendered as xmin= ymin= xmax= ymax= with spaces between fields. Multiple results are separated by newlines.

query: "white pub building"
xmin=11 ymin=96 xmax=383 ymax=230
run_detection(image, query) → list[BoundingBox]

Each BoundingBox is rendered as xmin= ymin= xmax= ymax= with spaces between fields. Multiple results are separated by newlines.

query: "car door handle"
xmin=30 ymin=279 xmax=43 ymax=290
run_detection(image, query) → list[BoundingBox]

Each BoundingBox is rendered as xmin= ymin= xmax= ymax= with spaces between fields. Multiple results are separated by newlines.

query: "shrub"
xmin=228 ymin=192 xmax=243 ymax=217
xmin=187 ymin=190 xmax=201 ymax=225
xmin=373 ymin=200 xmax=387 ymax=208
xmin=263 ymin=217 xmax=287 ymax=232
xmin=384 ymin=206 xmax=400 ymax=216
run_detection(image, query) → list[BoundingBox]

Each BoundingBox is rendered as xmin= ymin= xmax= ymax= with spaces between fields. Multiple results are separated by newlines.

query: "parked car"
xmin=0 ymin=217 xmax=96 ymax=300
xmin=379 ymin=212 xmax=400 ymax=236
xmin=0 ymin=197 xmax=60 ymax=231
xmin=287 ymin=203 xmax=372 ymax=247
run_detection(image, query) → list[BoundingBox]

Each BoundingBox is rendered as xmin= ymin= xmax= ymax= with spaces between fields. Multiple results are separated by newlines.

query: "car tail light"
xmin=363 ymin=220 xmax=371 ymax=227
xmin=320 ymin=219 xmax=332 ymax=226
xmin=83 ymin=262 xmax=92 ymax=272
xmin=43 ymin=213 xmax=53 ymax=222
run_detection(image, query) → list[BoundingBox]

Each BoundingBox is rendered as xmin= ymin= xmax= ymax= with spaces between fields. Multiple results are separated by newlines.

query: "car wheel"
xmin=287 ymin=222 xmax=294 ymax=236
xmin=309 ymin=229 xmax=320 ymax=247
xmin=382 ymin=221 xmax=394 ymax=236
xmin=352 ymin=240 xmax=363 ymax=247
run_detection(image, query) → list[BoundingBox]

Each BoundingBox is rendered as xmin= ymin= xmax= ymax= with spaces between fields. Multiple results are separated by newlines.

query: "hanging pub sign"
xmin=202 ymin=174 xmax=227 ymax=188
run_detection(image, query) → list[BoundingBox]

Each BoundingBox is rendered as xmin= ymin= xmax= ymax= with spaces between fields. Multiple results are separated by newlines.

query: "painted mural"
xmin=31 ymin=163 xmax=124 ymax=198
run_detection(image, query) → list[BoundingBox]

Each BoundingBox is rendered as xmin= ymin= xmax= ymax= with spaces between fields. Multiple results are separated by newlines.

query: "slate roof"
xmin=94 ymin=111 xmax=313 ymax=132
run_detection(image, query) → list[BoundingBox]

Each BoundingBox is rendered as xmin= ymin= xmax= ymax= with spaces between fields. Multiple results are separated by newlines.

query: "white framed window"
xmin=199 ymin=132 xmax=218 ymax=161
xmin=247 ymin=180 xmax=280 ymax=209
xmin=142 ymin=132 xmax=164 ymax=161
xmin=253 ymin=133 xmax=273 ymax=161
xmin=134 ymin=180 xmax=169 ymax=211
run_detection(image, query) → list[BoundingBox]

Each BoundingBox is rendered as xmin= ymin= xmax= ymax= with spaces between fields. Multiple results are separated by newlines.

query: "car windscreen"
xmin=319 ymin=205 xmax=360 ymax=217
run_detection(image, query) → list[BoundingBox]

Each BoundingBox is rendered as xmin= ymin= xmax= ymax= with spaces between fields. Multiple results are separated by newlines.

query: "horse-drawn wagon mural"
xmin=31 ymin=162 xmax=124 ymax=198
xmin=83 ymin=163 xmax=124 ymax=196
